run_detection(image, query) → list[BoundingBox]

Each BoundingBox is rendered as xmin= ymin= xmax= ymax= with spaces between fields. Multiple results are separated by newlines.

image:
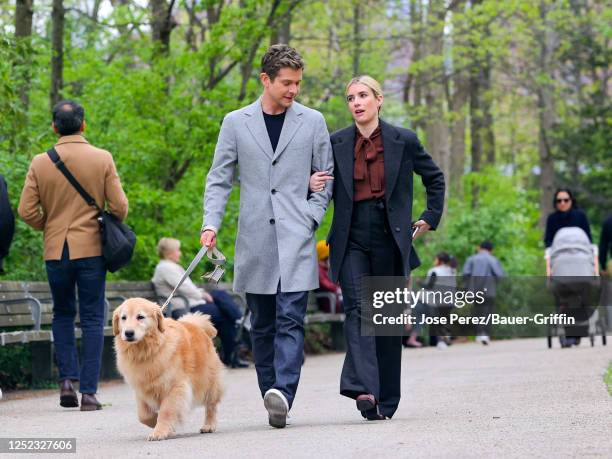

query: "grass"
xmin=605 ymin=362 xmax=612 ymax=396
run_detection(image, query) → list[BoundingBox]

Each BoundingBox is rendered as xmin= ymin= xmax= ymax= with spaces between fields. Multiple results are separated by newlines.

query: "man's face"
xmin=261 ymin=67 xmax=303 ymax=110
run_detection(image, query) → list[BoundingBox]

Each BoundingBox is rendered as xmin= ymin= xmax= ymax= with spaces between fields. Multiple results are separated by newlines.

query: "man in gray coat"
xmin=462 ymin=240 xmax=506 ymax=345
xmin=200 ymin=44 xmax=333 ymax=428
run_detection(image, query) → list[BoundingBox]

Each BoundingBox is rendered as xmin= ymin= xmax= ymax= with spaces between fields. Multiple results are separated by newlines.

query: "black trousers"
xmin=338 ymin=199 xmax=404 ymax=418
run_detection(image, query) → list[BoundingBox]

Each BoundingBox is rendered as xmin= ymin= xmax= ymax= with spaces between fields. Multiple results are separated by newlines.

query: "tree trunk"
xmin=150 ymin=0 xmax=175 ymax=57
xmin=536 ymin=1 xmax=556 ymax=229
xmin=405 ymin=0 xmax=424 ymax=131
xmin=423 ymin=2 xmax=451 ymax=210
xmin=14 ymin=0 xmax=34 ymax=108
xmin=352 ymin=1 xmax=361 ymax=75
xmin=50 ymin=0 xmax=64 ymax=108
xmin=270 ymin=9 xmax=291 ymax=45
xmin=15 ymin=0 xmax=34 ymax=39
xmin=449 ymin=73 xmax=469 ymax=192
xmin=468 ymin=0 xmax=496 ymax=171
xmin=482 ymin=52 xmax=496 ymax=165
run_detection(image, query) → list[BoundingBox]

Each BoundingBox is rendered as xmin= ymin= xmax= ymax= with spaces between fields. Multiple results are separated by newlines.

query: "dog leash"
xmin=160 ymin=246 xmax=226 ymax=313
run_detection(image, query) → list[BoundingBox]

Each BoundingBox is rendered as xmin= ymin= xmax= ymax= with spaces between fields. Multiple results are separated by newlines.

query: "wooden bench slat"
xmin=306 ymin=313 xmax=345 ymax=324
xmin=0 ymin=315 xmax=37 ymax=327
xmin=0 ymin=303 xmax=34 ymax=315
xmin=106 ymin=282 xmax=154 ymax=291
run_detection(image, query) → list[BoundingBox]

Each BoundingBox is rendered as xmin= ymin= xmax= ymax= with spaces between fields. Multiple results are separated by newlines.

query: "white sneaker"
xmin=480 ymin=335 xmax=490 ymax=345
xmin=437 ymin=340 xmax=448 ymax=349
xmin=264 ymin=389 xmax=289 ymax=428
xmin=0 ymin=387 xmax=3 ymax=400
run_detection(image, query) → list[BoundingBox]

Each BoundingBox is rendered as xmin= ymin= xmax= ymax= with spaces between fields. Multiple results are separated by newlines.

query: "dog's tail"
xmin=179 ymin=312 xmax=218 ymax=338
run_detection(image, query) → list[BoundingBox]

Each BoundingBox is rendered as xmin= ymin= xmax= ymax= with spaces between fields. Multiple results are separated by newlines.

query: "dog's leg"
xmin=148 ymin=384 xmax=190 ymax=441
xmin=137 ymin=398 xmax=158 ymax=428
xmin=200 ymin=401 xmax=218 ymax=433
xmin=200 ymin=384 xmax=222 ymax=433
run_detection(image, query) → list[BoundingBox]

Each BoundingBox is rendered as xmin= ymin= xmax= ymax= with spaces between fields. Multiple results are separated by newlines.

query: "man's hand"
xmin=412 ymin=220 xmax=431 ymax=239
xmin=309 ymin=171 xmax=334 ymax=193
xmin=200 ymin=229 xmax=217 ymax=249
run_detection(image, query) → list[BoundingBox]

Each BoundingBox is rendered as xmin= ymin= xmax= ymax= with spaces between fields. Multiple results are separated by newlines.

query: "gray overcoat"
xmin=203 ymin=97 xmax=333 ymax=294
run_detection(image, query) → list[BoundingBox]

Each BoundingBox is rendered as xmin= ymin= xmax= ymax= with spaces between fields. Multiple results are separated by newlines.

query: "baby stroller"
xmin=547 ymin=227 xmax=607 ymax=348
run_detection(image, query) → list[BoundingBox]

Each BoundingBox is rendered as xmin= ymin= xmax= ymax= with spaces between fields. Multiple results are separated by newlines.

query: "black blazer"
xmin=0 ymin=174 xmax=15 ymax=261
xmin=326 ymin=119 xmax=445 ymax=282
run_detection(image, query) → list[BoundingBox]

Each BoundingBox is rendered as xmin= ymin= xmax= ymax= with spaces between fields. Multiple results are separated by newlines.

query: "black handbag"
xmin=47 ymin=147 xmax=136 ymax=272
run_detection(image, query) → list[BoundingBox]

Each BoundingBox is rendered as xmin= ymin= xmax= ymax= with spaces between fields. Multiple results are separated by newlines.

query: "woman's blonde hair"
xmin=345 ymin=75 xmax=384 ymax=99
xmin=157 ymin=237 xmax=180 ymax=259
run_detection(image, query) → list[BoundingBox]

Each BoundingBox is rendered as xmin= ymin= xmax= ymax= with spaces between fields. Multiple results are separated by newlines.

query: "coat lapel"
xmin=273 ymin=103 xmax=303 ymax=160
xmin=380 ymin=119 xmax=405 ymax=203
xmin=334 ymin=127 xmax=355 ymax=201
xmin=244 ymin=98 xmax=274 ymax=159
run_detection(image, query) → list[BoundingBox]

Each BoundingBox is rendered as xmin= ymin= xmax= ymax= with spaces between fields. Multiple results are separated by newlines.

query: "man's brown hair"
xmin=261 ymin=44 xmax=304 ymax=80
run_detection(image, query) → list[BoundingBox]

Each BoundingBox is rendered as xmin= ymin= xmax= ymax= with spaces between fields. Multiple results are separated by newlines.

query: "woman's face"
xmin=346 ymin=83 xmax=383 ymax=126
xmin=555 ymin=191 xmax=572 ymax=212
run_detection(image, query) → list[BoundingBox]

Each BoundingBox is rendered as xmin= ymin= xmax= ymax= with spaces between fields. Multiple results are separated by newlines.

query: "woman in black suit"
xmin=311 ymin=75 xmax=445 ymax=420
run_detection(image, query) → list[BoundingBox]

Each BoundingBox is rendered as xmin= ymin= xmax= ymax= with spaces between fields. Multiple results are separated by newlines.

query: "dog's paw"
xmin=200 ymin=424 xmax=216 ymax=433
xmin=147 ymin=430 xmax=170 ymax=441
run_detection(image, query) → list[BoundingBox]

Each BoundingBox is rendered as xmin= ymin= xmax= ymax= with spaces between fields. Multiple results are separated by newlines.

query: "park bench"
xmin=0 ymin=281 xmax=188 ymax=383
xmin=1 ymin=280 xmax=346 ymax=385
xmin=306 ymin=291 xmax=345 ymax=351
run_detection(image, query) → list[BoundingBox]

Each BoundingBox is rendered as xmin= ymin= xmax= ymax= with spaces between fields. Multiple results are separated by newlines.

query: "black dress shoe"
xmin=356 ymin=394 xmax=376 ymax=412
xmin=59 ymin=380 xmax=78 ymax=408
xmin=80 ymin=393 xmax=102 ymax=411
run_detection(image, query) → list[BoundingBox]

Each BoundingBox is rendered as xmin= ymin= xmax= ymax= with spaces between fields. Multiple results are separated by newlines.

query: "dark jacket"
xmin=326 ymin=119 xmax=445 ymax=282
xmin=599 ymin=215 xmax=612 ymax=270
xmin=544 ymin=208 xmax=591 ymax=248
xmin=0 ymin=174 xmax=15 ymax=264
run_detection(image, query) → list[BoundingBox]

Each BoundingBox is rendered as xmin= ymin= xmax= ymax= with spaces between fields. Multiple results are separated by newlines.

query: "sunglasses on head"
xmin=556 ymin=198 xmax=571 ymax=203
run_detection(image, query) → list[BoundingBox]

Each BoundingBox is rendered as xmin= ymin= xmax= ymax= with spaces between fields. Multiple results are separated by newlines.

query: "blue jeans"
xmin=45 ymin=242 xmax=106 ymax=394
xmin=246 ymin=288 xmax=308 ymax=409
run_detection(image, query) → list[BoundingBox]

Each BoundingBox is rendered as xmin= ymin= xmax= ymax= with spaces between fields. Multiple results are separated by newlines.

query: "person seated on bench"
xmin=315 ymin=241 xmax=343 ymax=313
xmin=152 ymin=237 xmax=248 ymax=368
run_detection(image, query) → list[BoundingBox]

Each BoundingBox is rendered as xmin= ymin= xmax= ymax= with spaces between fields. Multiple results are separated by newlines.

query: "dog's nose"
xmin=124 ymin=330 xmax=135 ymax=340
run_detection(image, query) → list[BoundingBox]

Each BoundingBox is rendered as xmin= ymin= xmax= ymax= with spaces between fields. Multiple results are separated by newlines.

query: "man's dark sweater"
xmin=263 ymin=111 xmax=286 ymax=152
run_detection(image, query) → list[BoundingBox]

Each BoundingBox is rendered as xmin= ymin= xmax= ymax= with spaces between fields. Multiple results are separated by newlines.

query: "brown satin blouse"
xmin=353 ymin=125 xmax=385 ymax=201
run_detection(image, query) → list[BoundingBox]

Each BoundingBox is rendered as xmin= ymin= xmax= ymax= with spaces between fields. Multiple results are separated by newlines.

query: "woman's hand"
xmin=309 ymin=171 xmax=334 ymax=193
xmin=412 ymin=220 xmax=431 ymax=239
xmin=201 ymin=290 xmax=214 ymax=303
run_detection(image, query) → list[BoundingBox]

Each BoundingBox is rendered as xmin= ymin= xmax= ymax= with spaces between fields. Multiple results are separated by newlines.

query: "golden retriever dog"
xmin=113 ymin=298 xmax=223 ymax=441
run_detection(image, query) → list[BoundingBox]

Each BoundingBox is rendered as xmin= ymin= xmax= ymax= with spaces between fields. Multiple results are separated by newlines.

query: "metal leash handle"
xmin=160 ymin=246 xmax=226 ymax=313
xmin=201 ymin=246 xmax=226 ymax=284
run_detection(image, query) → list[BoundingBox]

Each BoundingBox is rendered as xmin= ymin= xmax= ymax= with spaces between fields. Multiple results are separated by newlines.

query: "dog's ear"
xmin=155 ymin=307 xmax=165 ymax=333
xmin=112 ymin=307 xmax=121 ymax=336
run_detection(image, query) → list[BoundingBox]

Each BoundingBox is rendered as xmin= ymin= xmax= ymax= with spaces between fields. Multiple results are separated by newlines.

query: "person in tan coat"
xmin=18 ymin=100 xmax=128 ymax=411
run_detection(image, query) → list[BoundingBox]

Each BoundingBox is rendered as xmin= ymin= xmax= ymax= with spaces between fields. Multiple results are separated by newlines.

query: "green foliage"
xmin=0 ymin=344 xmax=32 ymax=390
xmin=412 ymin=170 xmax=542 ymax=276
xmin=0 ymin=0 xmax=609 ymax=285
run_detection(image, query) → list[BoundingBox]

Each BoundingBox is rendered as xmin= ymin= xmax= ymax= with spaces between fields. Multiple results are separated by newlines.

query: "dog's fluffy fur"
xmin=113 ymin=298 xmax=223 ymax=441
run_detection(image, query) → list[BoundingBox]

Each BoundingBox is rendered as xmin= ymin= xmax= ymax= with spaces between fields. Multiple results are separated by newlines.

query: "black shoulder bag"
xmin=47 ymin=147 xmax=136 ymax=272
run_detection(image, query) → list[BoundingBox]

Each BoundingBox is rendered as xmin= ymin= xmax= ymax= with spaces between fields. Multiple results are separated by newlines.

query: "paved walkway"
xmin=1 ymin=338 xmax=610 ymax=458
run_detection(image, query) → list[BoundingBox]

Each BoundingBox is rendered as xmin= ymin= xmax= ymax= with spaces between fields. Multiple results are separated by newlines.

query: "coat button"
xmin=395 ymin=227 xmax=400 ymax=232
xmin=272 ymin=160 xmax=277 ymax=165
xmin=270 ymin=218 xmax=275 ymax=224
xmin=271 ymin=189 xmax=277 ymax=194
